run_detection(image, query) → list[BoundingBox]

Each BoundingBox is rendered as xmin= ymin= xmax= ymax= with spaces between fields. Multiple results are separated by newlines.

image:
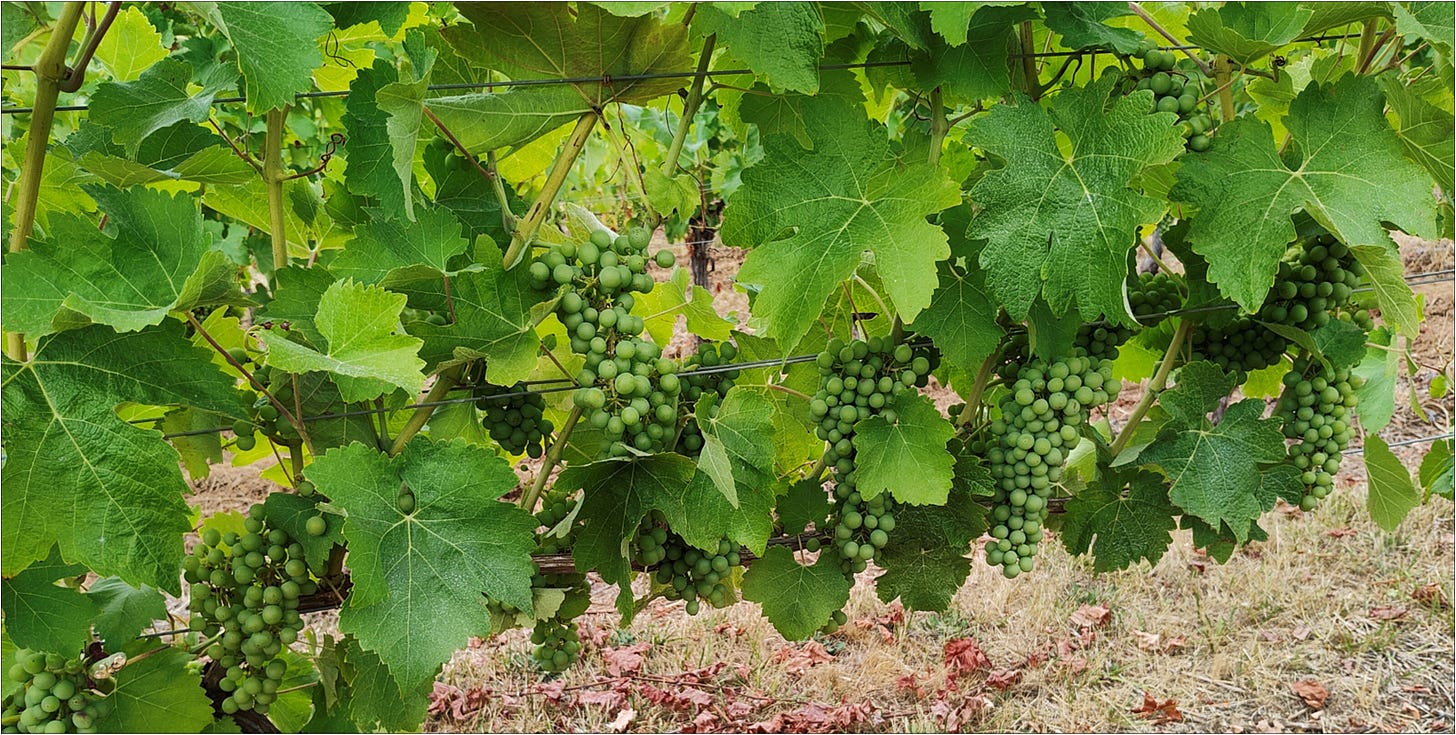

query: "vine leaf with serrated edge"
xmin=2 ymin=186 xmax=241 ymax=339
xmin=1 ymin=324 xmax=246 ymax=591
xmin=722 ymin=89 xmax=960 ymax=350
xmin=0 ymin=548 xmax=96 ymax=655
xmin=740 ymin=546 xmax=851 ymax=640
xmin=1061 ymin=467 xmax=1178 ymax=572
xmin=875 ymin=457 xmax=988 ymax=612
xmin=97 ymin=644 xmax=214 ymax=733
xmin=852 ymin=390 xmax=957 ymax=505
xmin=1170 ymin=74 xmax=1435 ymax=333
xmin=1138 ymin=362 xmax=1298 ymax=543
xmin=1185 ymin=2 xmax=1313 ymax=67
xmin=309 ymin=440 xmax=538 ymax=692
xmin=193 ymin=1 xmax=335 ymax=113
xmin=964 ymin=75 xmax=1185 ymax=324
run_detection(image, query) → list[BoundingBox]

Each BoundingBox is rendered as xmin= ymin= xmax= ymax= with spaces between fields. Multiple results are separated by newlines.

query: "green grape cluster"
xmin=401 ymin=307 xmax=450 ymax=326
xmin=532 ymin=485 xmax=579 ymax=554
xmin=1130 ymin=48 xmax=1216 ymax=151
xmin=1075 ymin=272 xmax=1185 ymax=361
xmin=529 ymin=227 xmax=682 ymax=458
xmin=530 ymin=617 xmax=581 ymax=673
xmin=675 ymin=341 xmax=741 ymax=456
xmin=3 ymin=651 xmax=109 ymax=734
xmin=634 ymin=513 xmax=741 ymax=615
xmin=809 ymin=337 xmax=934 ymax=574
xmin=1275 ymin=355 xmax=1362 ymax=511
xmin=1190 ymin=317 xmax=1290 ymax=374
xmin=184 ymin=504 xmax=318 ymax=716
xmin=984 ymin=351 xmax=1119 ymax=578
xmin=473 ymin=382 xmax=553 ymax=457
xmin=230 ymin=364 xmax=303 ymax=451
xmin=827 ymin=475 xmax=897 ymax=575
xmin=1255 ymin=234 xmax=1365 ymax=331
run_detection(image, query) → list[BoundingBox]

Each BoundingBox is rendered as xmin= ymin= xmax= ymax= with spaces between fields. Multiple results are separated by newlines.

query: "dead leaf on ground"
xmin=1133 ymin=630 xmax=1187 ymax=654
xmin=1326 ymin=527 xmax=1358 ymax=538
xmin=1412 ymin=583 xmax=1449 ymax=608
xmin=942 ymin=638 xmax=992 ymax=681
xmin=601 ymin=641 xmax=652 ymax=676
xmin=773 ymin=640 xmax=834 ymax=674
xmin=1370 ymin=605 xmax=1409 ymax=622
xmin=1070 ymin=603 xmax=1112 ymax=630
xmin=1132 ymin=692 xmax=1184 ymax=724
xmin=606 ymin=708 xmax=636 ymax=732
xmin=1290 ymin=679 xmax=1329 ymax=709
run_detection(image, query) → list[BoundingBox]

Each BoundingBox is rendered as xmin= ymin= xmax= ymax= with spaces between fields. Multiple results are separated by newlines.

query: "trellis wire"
xmin=0 ymin=32 xmax=1373 ymax=116
xmin=146 ymin=264 xmax=1452 ymax=441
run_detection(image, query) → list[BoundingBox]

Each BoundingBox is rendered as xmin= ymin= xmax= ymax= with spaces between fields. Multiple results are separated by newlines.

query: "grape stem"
xmin=958 ymin=351 xmax=1001 ymax=429
xmin=186 ymin=313 xmax=306 ymax=437
xmin=1110 ymin=318 xmax=1193 ymax=456
xmin=1019 ymin=21 xmax=1042 ymax=100
xmin=502 ymin=111 xmax=600 ymax=270
xmin=1213 ymin=56 xmax=1235 ymax=123
xmin=1137 ymin=237 xmax=1184 ymax=288
xmin=521 ymin=405 xmax=583 ymax=513
xmin=767 ymin=383 xmax=811 ymax=402
xmin=389 ymin=366 xmax=463 ymax=456
xmin=5 ymin=2 xmax=87 ymax=362
xmin=263 ymin=107 xmax=291 ymax=270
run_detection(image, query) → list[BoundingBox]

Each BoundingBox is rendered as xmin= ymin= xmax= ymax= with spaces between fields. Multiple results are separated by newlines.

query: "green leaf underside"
xmin=310 ymin=440 xmax=538 ymax=692
xmin=965 ymin=76 xmax=1185 ymax=323
xmin=741 ymin=546 xmax=851 ymax=640
xmin=1363 ymin=434 xmax=1421 ymax=532
xmin=2 ymin=325 xmax=245 ymax=591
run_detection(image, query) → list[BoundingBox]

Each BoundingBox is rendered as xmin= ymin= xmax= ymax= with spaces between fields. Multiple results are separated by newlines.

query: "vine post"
xmin=4 ymin=2 xmax=86 ymax=361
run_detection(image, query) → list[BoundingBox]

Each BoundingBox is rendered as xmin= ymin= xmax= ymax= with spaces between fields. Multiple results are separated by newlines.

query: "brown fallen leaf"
xmin=1412 ymin=583 xmax=1449 ymax=609
xmin=606 ymin=708 xmax=637 ymax=732
xmin=1290 ymin=679 xmax=1329 ymax=709
xmin=1132 ymin=692 xmax=1184 ymax=724
xmin=943 ymin=638 xmax=992 ymax=681
xmin=1370 ymin=605 xmax=1409 ymax=622
xmin=773 ymin=640 xmax=834 ymax=674
xmin=1133 ymin=630 xmax=1187 ymax=654
xmin=1070 ymin=603 xmax=1112 ymax=630
xmin=1326 ymin=527 xmax=1358 ymax=538
xmin=601 ymin=641 xmax=652 ymax=676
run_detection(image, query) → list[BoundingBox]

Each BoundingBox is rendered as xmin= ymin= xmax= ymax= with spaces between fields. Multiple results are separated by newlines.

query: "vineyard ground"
xmin=188 ymin=237 xmax=1454 ymax=733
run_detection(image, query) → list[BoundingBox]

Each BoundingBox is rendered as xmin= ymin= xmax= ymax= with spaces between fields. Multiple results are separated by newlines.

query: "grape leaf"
xmin=964 ymin=75 xmax=1185 ymax=323
xmin=1159 ymin=361 xmax=1240 ymax=426
xmin=695 ymin=386 xmax=777 ymax=506
xmin=88 ymin=58 xmax=236 ymax=154
xmin=875 ymin=484 xmax=982 ymax=611
xmin=778 ymin=479 xmax=831 ymax=536
xmin=1 ymin=3 xmax=38 ymax=57
xmin=1419 ymin=438 xmax=1454 ymax=500
xmin=94 ymin=6 xmax=169 ymax=82
xmin=0 ymin=632 xmax=18 ymax=699
xmin=635 ymin=266 xmax=736 ymax=347
xmin=1353 ymin=327 xmax=1399 ymax=433
xmin=194 ymin=1 xmax=334 ymax=112
xmin=310 ymin=440 xmax=538 ymax=691
xmin=163 ymin=408 xmax=224 ymax=481
xmin=740 ymin=546 xmax=850 ymax=640
xmin=99 ymin=646 xmax=213 ymax=733
xmin=908 ymin=208 xmax=1001 ymax=371
xmin=329 ymin=207 xmax=474 ymax=287
xmin=404 ymin=238 xmax=548 ymax=385
xmin=561 ymin=455 xmax=772 ymax=616
xmin=1 ymin=324 xmax=245 ymax=591
xmin=1140 ymin=397 xmax=1290 ymax=543
xmin=922 ymin=2 xmax=976 ymax=45
xmin=853 ymin=2 xmax=936 ymax=49
xmin=87 ymin=577 xmax=167 ymax=649
xmin=338 ymin=637 xmax=432 ymax=732
xmin=1381 ymin=75 xmax=1455 ymax=196
xmin=3 ymin=186 xmax=239 ymax=338
xmin=1364 ymin=434 xmax=1422 ymax=532
xmin=1182 ymin=514 xmax=1268 ymax=564
xmin=1042 ymin=3 xmax=1146 ymax=54
xmin=432 ymin=3 xmax=690 ymax=151
xmin=262 ymin=649 xmax=318 ymax=733
xmin=343 ymin=60 xmax=414 ymax=219
xmin=1170 ymin=75 xmax=1437 ymax=320
xmin=695 ymin=2 xmax=823 ymax=93
xmin=324 ymin=2 xmax=411 ymax=35
xmin=867 ymin=5 xmax=1035 ymax=105
xmin=722 ymin=95 xmax=960 ymax=349
xmin=262 ymin=492 xmax=344 ymax=573
xmin=1348 ymin=243 xmax=1421 ymax=339
xmin=423 ymin=143 xmax=521 ymax=244
xmin=260 ymin=279 xmax=425 ymax=402
xmin=852 ymin=391 xmax=956 ymax=505
xmin=1185 ymin=2 xmax=1313 ymax=67
xmin=1300 ymin=3 xmax=1390 ymax=36
xmin=1393 ymin=1 xmax=1454 ymax=68
xmin=1061 ymin=469 xmax=1177 ymax=572
xmin=0 ymin=549 xmax=96 ymax=655
xmin=1259 ymin=318 xmax=1367 ymax=371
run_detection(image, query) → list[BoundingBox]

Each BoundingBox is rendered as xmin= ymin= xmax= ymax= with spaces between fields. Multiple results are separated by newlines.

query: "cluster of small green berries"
xmin=827 ymin=476 xmax=897 ymax=575
xmin=3 ymin=651 xmax=108 ymax=733
xmin=634 ymin=513 xmax=741 ymax=615
xmin=533 ymin=485 xmax=579 ymax=555
xmin=1276 ymin=355 xmax=1362 ymax=511
xmin=225 ymin=348 xmax=294 ymax=452
xmin=675 ymin=341 xmax=741 ymax=456
xmin=984 ymin=350 xmax=1119 ymax=578
xmin=1128 ymin=47 xmax=1216 ymax=151
xmin=529 ymin=618 xmax=581 ymax=673
xmin=1256 ymin=234 xmax=1365 ymax=331
xmin=184 ymin=504 xmax=318 ymax=716
xmin=474 ymin=382 xmax=553 ymax=458
xmin=530 ymin=227 xmax=682 ymax=458
xmin=1075 ymin=272 xmax=1186 ymax=361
